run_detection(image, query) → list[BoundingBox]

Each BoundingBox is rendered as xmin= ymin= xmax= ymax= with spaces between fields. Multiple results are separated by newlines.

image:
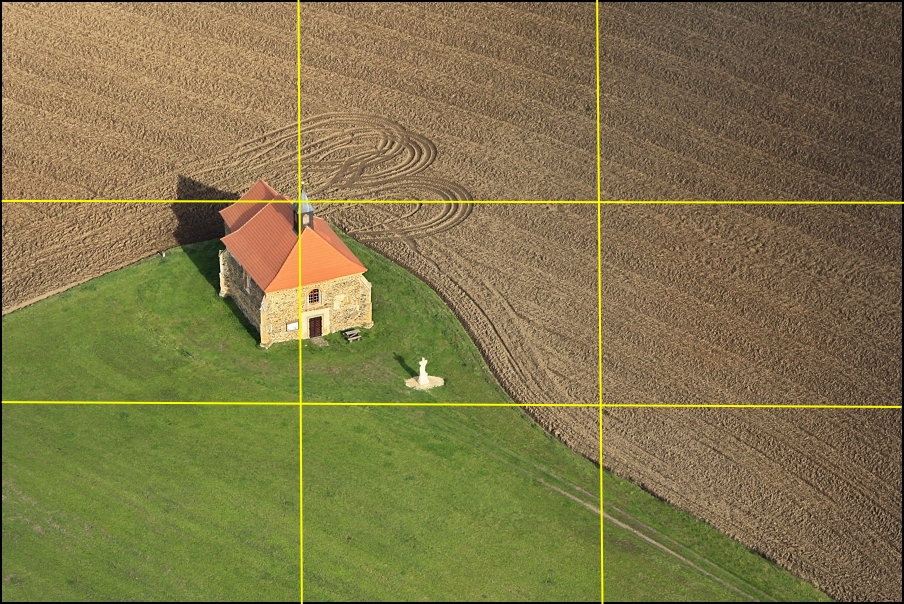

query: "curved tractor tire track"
xmin=301 ymin=113 xmax=471 ymax=201
xmin=348 ymin=203 xmax=474 ymax=242
xmin=322 ymin=203 xmax=601 ymax=463
xmin=135 ymin=113 xmax=473 ymax=202
xmin=303 ymin=113 xmax=437 ymax=190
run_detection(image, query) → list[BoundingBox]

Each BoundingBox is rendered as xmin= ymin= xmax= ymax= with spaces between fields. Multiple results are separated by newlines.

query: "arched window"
xmin=308 ymin=289 xmax=320 ymax=305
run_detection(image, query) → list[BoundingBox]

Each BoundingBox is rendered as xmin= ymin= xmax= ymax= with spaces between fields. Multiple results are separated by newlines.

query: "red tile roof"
xmin=220 ymin=182 xmax=298 ymax=293
xmin=220 ymin=181 xmax=288 ymax=231
xmin=220 ymin=202 xmax=267 ymax=233
xmin=302 ymin=217 xmax=367 ymax=285
xmin=220 ymin=180 xmax=367 ymax=292
xmin=240 ymin=180 xmax=289 ymax=201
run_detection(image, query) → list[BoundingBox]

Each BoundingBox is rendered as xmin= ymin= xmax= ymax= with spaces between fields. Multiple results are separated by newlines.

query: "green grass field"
xmin=302 ymin=405 xmax=601 ymax=601
xmin=2 ymin=231 xmax=832 ymax=601
xmin=1 ymin=240 xmax=298 ymax=402
xmin=299 ymin=233 xmax=830 ymax=601
xmin=301 ymin=234 xmax=513 ymax=403
xmin=2 ymin=404 xmax=300 ymax=601
xmin=603 ymin=470 xmax=832 ymax=602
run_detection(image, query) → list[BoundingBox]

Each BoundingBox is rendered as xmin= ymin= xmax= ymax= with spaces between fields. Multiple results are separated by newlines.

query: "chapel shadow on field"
xmin=175 ymin=175 xmax=241 ymax=203
xmin=172 ymin=177 xmax=259 ymax=343
xmin=172 ymin=176 xmax=237 ymax=242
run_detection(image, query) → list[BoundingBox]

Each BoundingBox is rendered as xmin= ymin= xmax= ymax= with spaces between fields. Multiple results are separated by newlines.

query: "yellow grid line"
xmin=297 ymin=2 xmax=304 ymax=601
xmin=3 ymin=199 xmax=901 ymax=204
xmin=0 ymin=199 xmax=603 ymax=204
xmin=596 ymin=0 xmax=602 ymax=210
xmin=3 ymin=1 xmax=902 ymax=602
xmin=298 ymin=405 xmax=304 ymax=602
xmin=4 ymin=401 xmax=898 ymax=409
xmin=0 ymin=401 xmax=299 ymax=405
xmin=596 ymin=1 xmax=605 ymax=575
xmin=298 ymin=402 xmax=600 ymax=407
xmin=295 ymin=0 xmax=302 ymax=202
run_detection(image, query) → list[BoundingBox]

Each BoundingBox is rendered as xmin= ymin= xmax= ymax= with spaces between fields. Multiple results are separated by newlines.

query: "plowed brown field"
xmin=605 ymin=407 xmax=902 ymax=602
xmin=603 ymin=205 xmax=903 ymax=601
xmin=3 ymin=2 xmax=595 ymax=201
xmin=298 ymin=2 xmax=596 ymax=201
xmin=2 ymin=2 xmax=297 ymax=200
xmin=601 ymin=2 xmax=902 ymax=200
xmin=5 ymin=3 xmax=903 ymax=601
xmin=1 ymin=203 xmax=226 ymax=313
xmin=319 ymin=202 xmax=601 ymax=460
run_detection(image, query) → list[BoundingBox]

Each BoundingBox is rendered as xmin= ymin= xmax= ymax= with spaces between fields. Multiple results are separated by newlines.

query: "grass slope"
xmin=1 ymin=240 xmax=298 ymax=402
xmin=302 ymin=406 xmax=600 ymax=601
xmin=301 ymin=233 xmax=512 ymax=403
xmin=2 ymin=404 xmax=300 ymax=601
xmin=604 ymin=470 xmax=832 ymax=602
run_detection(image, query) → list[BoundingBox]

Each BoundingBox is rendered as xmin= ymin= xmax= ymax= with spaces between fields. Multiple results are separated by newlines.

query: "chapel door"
xmin=309 ymin=316 xmax=322 ymax=338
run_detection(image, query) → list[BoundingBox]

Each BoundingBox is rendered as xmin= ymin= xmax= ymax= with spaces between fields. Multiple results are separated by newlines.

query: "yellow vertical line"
xmin=596 ymin=0 xmax=601 ymax=204
xmin=596 ymin=3 xmax=604 ymax=597
xmin=297 ymin=4 xmax=303 ymax=602
xmin=298 ymin=206 xmax=304 ymax=603
xmin=597 ymin=200 xmax=604 ymax=602
xmin=297 ymin=0 xmax=304 ymax=403
xmin=295 ymin=0 xmax=303 ymax=403
xmin=298 ymin=403 xmax=304 ymax=602
xmin=599 ymin=401 xmax=604 ymax=603
xmin=295 ymin=0 xmax=302 ymax=203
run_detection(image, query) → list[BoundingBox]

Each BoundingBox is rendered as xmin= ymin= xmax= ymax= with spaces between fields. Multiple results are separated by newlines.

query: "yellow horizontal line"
xmin=3 ymin=199 xmax=901 ymax=204
xmin=600 ymin=404 xmax=902 ymax=409
xmin=295 ymin=199 xmax=600 ymax=204
xmin=1 ymin=401 xmax=299 ymax=405
xmin=299 ymin=402 xmax=600 ymax=407
xmin=0 ymin=200 xmax=220 ymax=204
xmin=3 ymin=401 xmax=899 ymax=409
xmin=0 ymin=199 xmax=597 ymax=204
xmin=601 ymin=200 xmax=903 ymax=205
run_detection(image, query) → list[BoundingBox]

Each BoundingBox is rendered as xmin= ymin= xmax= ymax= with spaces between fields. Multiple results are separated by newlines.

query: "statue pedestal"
xmin=405 ymin=376 xmax=445 ymax=390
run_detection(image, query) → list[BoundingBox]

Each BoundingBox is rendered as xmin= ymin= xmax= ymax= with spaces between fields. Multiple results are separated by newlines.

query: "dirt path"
xmin=468 ymin=418 xmax=766 ymax=603
xmin=601 ymin=507 xmax=762 ymax=602
xmin=602 ymin=205 xmax=902 ymax=602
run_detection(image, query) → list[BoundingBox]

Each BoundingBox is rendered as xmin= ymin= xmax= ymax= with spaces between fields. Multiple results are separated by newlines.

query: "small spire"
xmin=299 ymin=187 xmax=315 ymax=230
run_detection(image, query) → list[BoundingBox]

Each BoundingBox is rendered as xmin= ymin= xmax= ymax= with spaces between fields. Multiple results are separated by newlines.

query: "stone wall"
xmin=219 ymin=249 xmax=264 ymax=331
xmin=301 ymin=273 xmax=372 ymax=338
xmin=220 ymin=249 xmax=299 ymax=347
xmin=262 ymin=287 xmax=299 ymax=346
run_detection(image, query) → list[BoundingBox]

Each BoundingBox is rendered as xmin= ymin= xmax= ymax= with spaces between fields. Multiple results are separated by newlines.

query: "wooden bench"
xmin=343 ymin=329 xmax=361 ymax=342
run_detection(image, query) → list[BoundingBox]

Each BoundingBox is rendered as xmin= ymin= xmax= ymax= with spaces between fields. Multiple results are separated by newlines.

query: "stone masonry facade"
xmin=219 ymin=249 xmax=264 ymax=329
xmin=219 ymin=248 xmax=299 ymax=347
xmin=261 ymin=287 xmax=299 ymax=346
xmin=301 ymin=273 xmax=372 ymax=339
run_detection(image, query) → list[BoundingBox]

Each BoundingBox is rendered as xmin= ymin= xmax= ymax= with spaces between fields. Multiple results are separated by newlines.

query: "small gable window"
xmin=308 ymin=289 xmax=320 ymax=304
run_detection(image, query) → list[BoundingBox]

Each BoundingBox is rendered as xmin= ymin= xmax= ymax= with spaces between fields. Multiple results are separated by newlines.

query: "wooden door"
xmin=309 ymin=316 xmax=322 ymax=338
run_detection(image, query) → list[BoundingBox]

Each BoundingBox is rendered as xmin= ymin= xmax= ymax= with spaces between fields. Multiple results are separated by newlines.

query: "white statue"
xmin=418 ymin=357 xmax=430 ymax=386
xmin=405 ymin=356 xmax=444 ymax=390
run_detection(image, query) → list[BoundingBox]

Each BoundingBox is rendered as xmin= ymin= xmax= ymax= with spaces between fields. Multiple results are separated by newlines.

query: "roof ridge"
xmin=221 ymin=201 xmax=299 ymax=292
